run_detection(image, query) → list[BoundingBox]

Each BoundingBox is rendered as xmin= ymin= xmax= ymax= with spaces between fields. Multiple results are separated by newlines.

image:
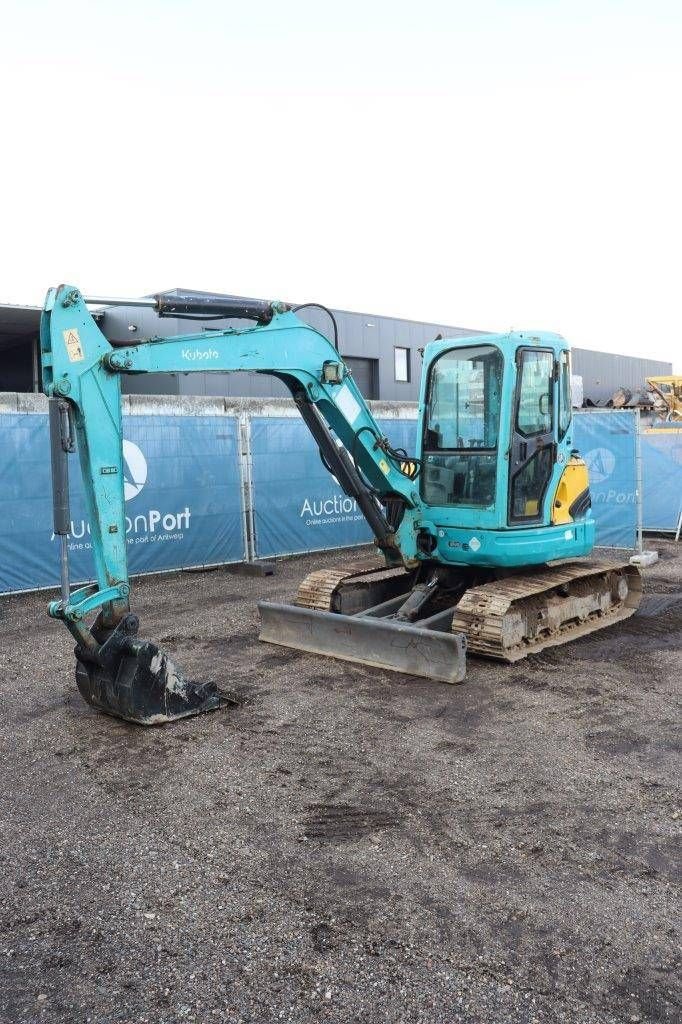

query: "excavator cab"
xmin=268 ymin=334 xmax=638 ymax=669
xmin=400 ymin=334 xmax=594 ymax=569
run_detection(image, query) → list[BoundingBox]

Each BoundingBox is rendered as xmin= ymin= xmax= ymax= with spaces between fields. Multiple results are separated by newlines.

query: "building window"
xmin=394 ymin=347 xmax=410 ymax=383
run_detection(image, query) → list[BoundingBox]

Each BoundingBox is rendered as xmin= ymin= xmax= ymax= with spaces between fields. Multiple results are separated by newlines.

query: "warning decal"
xmin=334 ymin=383 xmax=361 ymax=426
xmin=63 ymin=328 xmax=84 ymax=362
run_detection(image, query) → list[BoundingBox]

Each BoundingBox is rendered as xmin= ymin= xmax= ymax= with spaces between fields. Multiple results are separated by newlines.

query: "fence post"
xmin=238 ymin=410 xmax=256 ymax=562
xmin=634 ymin=408 xmax=643 ymax=554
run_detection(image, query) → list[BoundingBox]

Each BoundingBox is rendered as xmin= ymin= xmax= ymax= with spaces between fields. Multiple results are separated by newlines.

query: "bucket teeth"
xmin=74 ymin=614 xmax=226 ymax=725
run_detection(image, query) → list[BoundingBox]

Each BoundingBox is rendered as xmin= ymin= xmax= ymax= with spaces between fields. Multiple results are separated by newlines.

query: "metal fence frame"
xmin=635 ymin=409 xmax=644 ymax=553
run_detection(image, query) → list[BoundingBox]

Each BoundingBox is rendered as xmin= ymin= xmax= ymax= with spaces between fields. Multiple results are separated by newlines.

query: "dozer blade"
xmin=258 ymin=602 xmax=467 ymax=683
xmin=74 ymin=613 xmax=228 ymax=725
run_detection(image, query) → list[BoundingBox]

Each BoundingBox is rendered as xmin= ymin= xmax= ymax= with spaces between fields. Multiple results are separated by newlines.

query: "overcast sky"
xmin=1 ymin=0 xmax=680 ymax=369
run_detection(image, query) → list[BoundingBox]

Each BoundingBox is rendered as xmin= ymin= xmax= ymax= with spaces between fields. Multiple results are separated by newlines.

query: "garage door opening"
xmin=342 ymin=356 xmax=378 ymax=399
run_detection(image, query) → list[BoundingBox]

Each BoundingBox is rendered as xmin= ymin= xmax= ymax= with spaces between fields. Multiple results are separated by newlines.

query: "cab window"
xmin=424 ymin=345 xmax=503 ymax=450
xmin=422 ymin=345 xmax=503 ymax=507
xmin=516 ymin=350 xmax=553 ymax=436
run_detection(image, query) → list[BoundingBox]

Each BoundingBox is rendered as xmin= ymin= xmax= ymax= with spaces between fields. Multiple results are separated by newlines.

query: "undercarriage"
xmin=258 ymin=557 xmax=642 ymax=680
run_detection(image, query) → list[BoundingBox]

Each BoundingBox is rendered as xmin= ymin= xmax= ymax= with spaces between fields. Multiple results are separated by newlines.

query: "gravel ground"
xmin=0 ymin=542 xmax=680 ymax=1024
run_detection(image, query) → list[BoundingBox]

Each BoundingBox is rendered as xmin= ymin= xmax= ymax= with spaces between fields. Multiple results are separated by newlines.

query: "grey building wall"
xmin=570 ymin=348 xmax=671 ymax=404
xmin=296 ymin=306 xmax=484 ymax=401
xmin=103 ymin=292 xmax=673 ymax=404
xmin=0 ymin=295 xmax=674 ymax=404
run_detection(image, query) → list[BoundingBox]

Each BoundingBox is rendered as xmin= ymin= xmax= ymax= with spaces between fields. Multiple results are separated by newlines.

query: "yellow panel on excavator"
xmin=552 ymin=456 xmax=590 ymax=525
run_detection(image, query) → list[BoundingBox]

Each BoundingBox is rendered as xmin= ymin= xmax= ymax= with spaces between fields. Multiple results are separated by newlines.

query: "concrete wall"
xmin=0 ymin=390 xmax=420 ymax=420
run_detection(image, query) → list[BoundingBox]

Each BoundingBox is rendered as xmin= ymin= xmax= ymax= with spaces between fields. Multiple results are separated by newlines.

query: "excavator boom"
xmin=41 ymin=285 xmax=465 ymax=723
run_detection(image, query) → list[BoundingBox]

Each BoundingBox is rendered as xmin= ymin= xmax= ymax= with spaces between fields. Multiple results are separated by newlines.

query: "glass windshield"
xmin=516 ymin=350 xmax=553 ymax=436
xmin=424 ymin=345 xmax=503 ymax=450
xmin=422 ymin=345 xmax=503 ymax=508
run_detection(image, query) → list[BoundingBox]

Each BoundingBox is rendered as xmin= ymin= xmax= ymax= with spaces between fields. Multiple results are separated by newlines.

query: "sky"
xmin=1 ymin=0 xmax=680 ymax=369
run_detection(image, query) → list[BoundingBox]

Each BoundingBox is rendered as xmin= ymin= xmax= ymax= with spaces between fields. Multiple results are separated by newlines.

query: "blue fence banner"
xmin=252 ymin=411 xmax=640 ymax=558
xmin=573 ymin=410 xmax=638 ymax=549
xmin=641 ymin=426 xmax=682 ymax=532
xmin=2 ymin=404 xmax=646 ymax=595
xmin=0 ymin=413 xmax=245 ymax=594
xmin=251 ymin=417 xmax=417 ymax=558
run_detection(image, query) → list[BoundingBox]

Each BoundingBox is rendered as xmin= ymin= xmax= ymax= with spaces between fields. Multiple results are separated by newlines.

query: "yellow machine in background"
xmin=647 ymin=376 xmax=682 ymax=422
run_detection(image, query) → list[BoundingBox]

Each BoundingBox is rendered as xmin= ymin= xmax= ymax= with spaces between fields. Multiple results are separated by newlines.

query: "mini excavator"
xmin=42 ymin=285 xmax=641 ymax=724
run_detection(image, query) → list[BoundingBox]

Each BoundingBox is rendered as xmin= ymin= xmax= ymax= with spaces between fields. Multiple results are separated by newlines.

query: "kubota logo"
xmin=122 ymin=439 xmax=148 ymax=501
xmin=585 ymin=447 xmax=615 ymax=484
xmin=181 ymin=347 xmax=219 ymax=361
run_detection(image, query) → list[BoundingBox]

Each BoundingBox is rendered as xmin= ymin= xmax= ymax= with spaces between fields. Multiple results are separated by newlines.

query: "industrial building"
xmin=0 ymin=290 xmax=672 ymax=403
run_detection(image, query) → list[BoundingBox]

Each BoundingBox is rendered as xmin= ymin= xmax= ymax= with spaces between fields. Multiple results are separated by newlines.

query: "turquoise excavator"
xmin=42 ymin=285 xmax=641 ymax=724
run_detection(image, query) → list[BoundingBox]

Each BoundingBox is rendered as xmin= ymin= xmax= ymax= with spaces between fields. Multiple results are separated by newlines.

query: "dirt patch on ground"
xmin=0 ymin=542 xmax=679 ymax=1023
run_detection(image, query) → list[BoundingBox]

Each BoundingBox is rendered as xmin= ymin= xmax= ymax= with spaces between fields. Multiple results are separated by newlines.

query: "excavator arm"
xmin=41 ymin=284 xmax=433 ymax=723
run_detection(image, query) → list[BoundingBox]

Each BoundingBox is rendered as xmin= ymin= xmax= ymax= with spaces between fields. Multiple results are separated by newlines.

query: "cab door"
xmin=508 ymin=347 xmax=556 ymax=524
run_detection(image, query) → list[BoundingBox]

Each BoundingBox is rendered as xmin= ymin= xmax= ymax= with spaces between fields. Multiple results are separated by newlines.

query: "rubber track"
xmin=452 ymin=560 xmax=642 ymax=662
xmin=295 ymin=558 xmax=392 ymax=611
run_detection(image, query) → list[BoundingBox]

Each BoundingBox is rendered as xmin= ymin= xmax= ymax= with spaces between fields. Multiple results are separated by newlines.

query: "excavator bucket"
xmin=257 ymin=602 xmax=467 ymax=684
xmin=73 ymin=614 xmax=228 ymax=725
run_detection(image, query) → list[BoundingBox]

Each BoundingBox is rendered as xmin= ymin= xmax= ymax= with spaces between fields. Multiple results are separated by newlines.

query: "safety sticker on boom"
xmin=334 ymin=383 xmax=361 ymax=425
xmin=63 ymin=328 xmax=84 ymax=362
